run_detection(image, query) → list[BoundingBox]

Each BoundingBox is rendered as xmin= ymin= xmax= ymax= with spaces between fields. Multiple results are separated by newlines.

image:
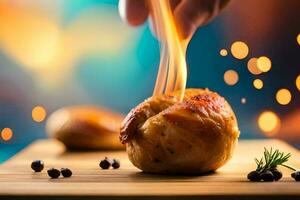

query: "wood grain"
xmin=0 ymin=139 xmax=300 ymax=200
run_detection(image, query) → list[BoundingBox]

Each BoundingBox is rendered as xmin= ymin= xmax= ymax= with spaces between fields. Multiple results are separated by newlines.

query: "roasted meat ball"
xmin=120 ymin=88 xmax=240 ymax=174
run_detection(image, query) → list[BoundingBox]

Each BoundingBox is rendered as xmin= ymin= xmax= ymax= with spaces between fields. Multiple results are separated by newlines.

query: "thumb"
xmin=174 ymin=0 xmax=230 ymax=39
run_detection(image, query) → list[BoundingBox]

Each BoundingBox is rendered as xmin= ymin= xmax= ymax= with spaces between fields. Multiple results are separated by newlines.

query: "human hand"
xmin=119 ymin=0 xmax=230 ymax=39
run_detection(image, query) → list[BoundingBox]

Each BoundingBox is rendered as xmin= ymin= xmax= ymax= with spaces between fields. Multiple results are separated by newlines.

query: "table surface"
xmin=0 ymin=139 xmax=300 ymax=200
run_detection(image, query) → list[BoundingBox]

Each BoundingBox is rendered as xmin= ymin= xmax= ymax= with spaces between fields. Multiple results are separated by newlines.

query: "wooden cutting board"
xmin=0 ymin=139 xmax=300 ymax=200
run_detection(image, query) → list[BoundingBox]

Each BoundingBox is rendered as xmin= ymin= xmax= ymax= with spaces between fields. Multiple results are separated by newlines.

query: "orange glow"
xmin=224 ymin=70 xmax=239 ymax=86
xmin=0 ymin=4 xmax=137 ymax=88
xmin=296 ymin=75 xmax=300 ymax=91
xmin=241 ymin=98 xmax=246 ymax=104
xmin=257 ymin=56 xmax=272 ymax=72
xmin=258 ymin=111 xmax=280 ymax=136
xmin=220 ymin=49 xmax=228 ymax=56
xmin=230 ymin=41 xmax=249 ymax=59
xmin=32 ymin=106 xmax=47 ymax=122
xmin=1 ymin=128 xmax=13 ymax=141
xmin=253 ymin=79 xmax=263 ymax=89
xmin=276 ymin=88 xmax=291 ymax=105
xmin=297 ymin=33 xmax=300 ymax=46
xmin=247 ymin=57 xmax=262 ymax=75
xmin=0 ymin=5 xmax=60 ymax=70
xmin=151 ymin=0 xmax=187 ymax=101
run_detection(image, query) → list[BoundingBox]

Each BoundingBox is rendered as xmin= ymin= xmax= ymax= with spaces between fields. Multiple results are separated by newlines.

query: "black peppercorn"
xmin=47 ymin=168 xmax=60 ymax=178
xmin=31 ymin=160 xmax=44 ymax=172
xmin=291 ymin=171 xmax=300 ymax=181
xmin=112 ymin=159 xmax=120 ymax=169
xmin=270 ymin=168 xmax=282 ymax=181
xmin=260 ymin=170 xmax=274 ymax=182
xmin=61 ymin=168 xmax=72 ymax=178
xmin=247 ymin=170 xmax=261 ymax=182
xmin=99 ymin=157 xmax=111 ymax=169
xmin=291 ymin=172 xmax=296 ymax=178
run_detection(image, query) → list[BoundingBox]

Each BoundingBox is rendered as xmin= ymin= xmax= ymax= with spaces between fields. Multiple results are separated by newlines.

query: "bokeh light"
xmin=276 ymin=88 xmax=292 ymax=105
xmin=296 ymin=75 xmax=300 ymax=91
xmin=230 ymin=41 xmax=249 ymax=59
xmin=220 ymin=49 xmax=228 ymax=56
xmin=224 ymin=70 xmax=239 ymax=86
xmin=241 ymin=98 xmax=247 ymax=104
xmin=32 ymin=106 xmax=47 ymax=122
xmin=253 ymin=79 xmax=263 ymax=89
xmin=297 ymin=33 xmax=300 ymax=46
xmin=1 ymin=128 xmax=13 ymax=141
xmin=258 ymin=111 xmax=280 ymax=136
xmin=257 ymin=56 xmax=272 ymax=72
xmin=0 ymin=4 xmax=139 ymax=88
xmin=247 ymin=57 xmax=262 ymax=75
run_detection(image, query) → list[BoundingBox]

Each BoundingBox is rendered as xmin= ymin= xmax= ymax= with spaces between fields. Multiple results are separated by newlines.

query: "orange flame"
xmin=151 ymin=0 xmax=187 ymax=101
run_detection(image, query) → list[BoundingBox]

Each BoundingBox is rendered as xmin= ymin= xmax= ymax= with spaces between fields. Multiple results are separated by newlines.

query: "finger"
xmin=174 ymin=0 xmax=228 ymax=39
xmin=118 ymin=0 xmax=149 ymax=26
xmin=220 ymin=0 xmax=231 ymax=10
xmin=170 ymin=0 xmax=181 ymax=11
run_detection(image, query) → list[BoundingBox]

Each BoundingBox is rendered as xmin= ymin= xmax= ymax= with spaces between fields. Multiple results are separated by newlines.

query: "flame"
xmin=151 ymin=0 xmax=187 ymax=101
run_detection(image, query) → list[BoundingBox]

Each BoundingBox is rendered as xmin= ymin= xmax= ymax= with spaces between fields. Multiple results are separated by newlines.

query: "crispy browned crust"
xmin=120 ymin=88 xmax=239 ymax=174
xmin=120 ymin=88 xmax=238 ymax=144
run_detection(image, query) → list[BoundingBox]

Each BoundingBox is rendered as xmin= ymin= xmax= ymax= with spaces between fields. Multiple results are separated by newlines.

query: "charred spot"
xmin=161 ymin=132 xmax=166 ymax=136
xmin=154 ymin=158 xmax=162 ymax=163
xmin=119 ymin=134 xmax=128 ymax=144
xmin=155 ymin=144 xmax=160 ymax=148
xmin=191 ymin=94 xmax=213 ymax=102
xmin=188 ymin=93 xmax=225 ymax=113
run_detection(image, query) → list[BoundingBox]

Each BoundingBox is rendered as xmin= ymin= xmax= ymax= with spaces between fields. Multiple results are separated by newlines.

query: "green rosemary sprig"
xmin=254 ymin=147 xmax=296 ymax=172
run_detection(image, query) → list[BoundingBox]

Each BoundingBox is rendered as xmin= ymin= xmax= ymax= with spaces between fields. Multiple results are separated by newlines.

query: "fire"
xmin=151 ymin=0 xmax=187 ymax=101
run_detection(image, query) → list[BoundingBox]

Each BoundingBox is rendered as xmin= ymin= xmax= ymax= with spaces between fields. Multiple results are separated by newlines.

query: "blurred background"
xmin=0 ymin=0 xmax=299 ymax=162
